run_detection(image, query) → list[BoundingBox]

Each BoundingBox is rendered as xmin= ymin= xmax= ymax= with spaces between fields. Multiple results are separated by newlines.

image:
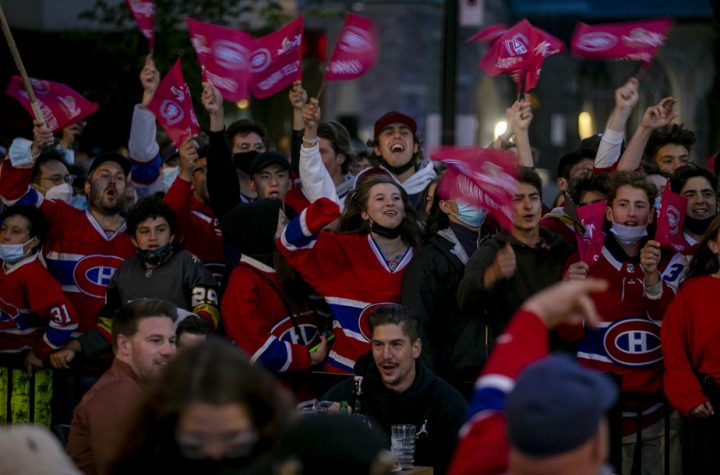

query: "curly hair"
xmin=126 ymin=196 xmax=177 ymax=237
xmin=646 ymin=124 xmax=697 ymax=162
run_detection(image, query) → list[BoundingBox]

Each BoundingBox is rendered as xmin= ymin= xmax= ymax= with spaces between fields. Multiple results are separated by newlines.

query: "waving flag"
xmin=186 ymin=17 xmax=254 ymax=101
xmin=5 ymin=76 xmax=99 ymax=132
xmin=431 ymin=147 xmax=519 ymax=232
xmin=467 ymin=23 xmax=507 ymax=45
xmin=479 ymin=19 xmax=563 ymax=93
xmin=655 ymin=185 xmax=688 ymax=251
xmin=146 ymin=60 xmax=200 ymax=148
xmin=324 ymin=14 xmax=377 ymax=82
xmin=249 ymin=17 xmax=304 ymax=99
xmin=575 ymin=200 xmax=607 ymax=266
xmin=125 ymin=0 xmax=154 ymax=49
xmin=571 ymin=18 xmax=673 ymax=68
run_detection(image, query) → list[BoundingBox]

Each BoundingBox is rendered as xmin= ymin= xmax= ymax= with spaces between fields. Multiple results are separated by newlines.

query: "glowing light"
xmin=578 ymin=112 xmax=594 ymax=139
xmin=236 ymin=100 xmax=249 ymax=109
xmin=494 ymin=121 xmax=508 ymax=140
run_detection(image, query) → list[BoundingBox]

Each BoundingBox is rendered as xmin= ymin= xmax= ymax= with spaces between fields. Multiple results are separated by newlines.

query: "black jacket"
xmin=458 ymin=227 xmax=572 ymax=340
xmin=322 ymin=354 xmax=467 ymax=475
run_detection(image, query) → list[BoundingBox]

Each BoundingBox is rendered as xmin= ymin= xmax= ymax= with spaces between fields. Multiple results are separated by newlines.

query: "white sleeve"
xmin=299 ymin=143 xmax=341 ymax=207
xmin=594 ymin=129 xmax=624 ymax=169
xmin=128 ymin=104 xmax=159 ymax=164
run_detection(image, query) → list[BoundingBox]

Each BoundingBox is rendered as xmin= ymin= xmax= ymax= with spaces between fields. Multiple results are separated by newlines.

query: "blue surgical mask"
xmin=451 ymin=201 xmax=488 ymax=229
xmin=0 ymin=240 xmax=31 ymax=263
xmin=162 ymin=166 xmax=180 ymax=190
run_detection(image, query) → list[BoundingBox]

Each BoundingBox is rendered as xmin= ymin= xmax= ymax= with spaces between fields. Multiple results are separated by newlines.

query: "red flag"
xmin=655 ymin=185 xmax=688 ymax=251
xmin=146 ymin=60 xmax=200 ymax=148
xmin=249 ymin=17 xmax=304 ymax=99
xmin=324 ymin=14 xmax=377 ymax=82
xmin=431 ymin=147 xmax=519 ymax=232
xmin=5 ymin=76 xmax=99 ymax=133
xmin=479 ymin=19 xmax=563 ymax=93
xmin=466 ymin=23 xmax=507 ymax=45
xmin=125 ymin=0 xmax=155 ymax=49
xmin=571 ymin=19 xmax=673 ymax=68
xmin=575 ymin=200 xmax=607 ymax=266
xmin=186 ymin=17 xmax=254 ymax=102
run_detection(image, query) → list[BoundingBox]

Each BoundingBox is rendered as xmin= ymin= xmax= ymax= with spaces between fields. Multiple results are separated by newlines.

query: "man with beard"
xmin=661 ymin=165 xmax=719 ymax=290
xmin=67 ymin=299 xmax=177 ymax=475
xmin=1 ymin=123 xmax=136 ymax=423
xmin=321 ymin=304 xmax=466 ymax=475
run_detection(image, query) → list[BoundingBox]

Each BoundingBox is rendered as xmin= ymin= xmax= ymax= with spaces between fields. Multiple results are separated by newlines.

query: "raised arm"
xmin=288 ymin=80 xmax=308 ymax=175
xmin=595 ymin=78 xmax=639 ymax=170
xmin=616 ymin=96 xmax=677 ymax=172
xmin=299 ymin=98 xmax=341 ymax=205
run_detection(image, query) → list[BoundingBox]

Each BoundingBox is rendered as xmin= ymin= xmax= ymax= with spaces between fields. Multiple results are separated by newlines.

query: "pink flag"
xmin=655 ymin=185 xmax=688 ymax=251
xmin=125 ymin=0 xmax=155 ymax=49
xmin=146 ymin=60 xmax=200 ymax=148
xmin=186 ymin=17 xmax=255 ymax=102
xmin=479 ymin=19 xmax=563 ymax=93
xmin=466 ymin=23 xmax=507 ymax=45
xmin=324 ymin=14 xmax=377 ymax=82
xmin=5 ymin=76 xmax=99 ymax=132
xmin=249 ymin=17 xmax=304 ymax=99
xmin=431 ymin=147 xmax=519 ymax=232
xmin=575 ymin=200 xmax=607 ymax=266
xmin=571 ymin=19 xmax=674 ymax=68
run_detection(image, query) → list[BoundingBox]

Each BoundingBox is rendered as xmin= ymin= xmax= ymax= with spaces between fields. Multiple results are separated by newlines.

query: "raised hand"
xmin=140 ymin=55 xmax=160 ymax=107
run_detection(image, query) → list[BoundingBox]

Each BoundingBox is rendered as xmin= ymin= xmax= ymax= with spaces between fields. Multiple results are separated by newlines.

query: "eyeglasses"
xmin=176 ymin=430 xmax=258 ymax=460
xmin=237 ymin=142 xmax=266 ymax=152
xmin=39 ymin=174 xmax=74 ymax=186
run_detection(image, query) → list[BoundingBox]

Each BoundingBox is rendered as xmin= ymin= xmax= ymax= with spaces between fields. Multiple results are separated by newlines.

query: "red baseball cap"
xmin=373 ymin=111 xmax=417 ymax=140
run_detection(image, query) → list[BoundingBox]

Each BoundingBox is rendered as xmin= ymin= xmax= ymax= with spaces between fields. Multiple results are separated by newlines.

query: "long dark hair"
xmin=685 ymin=216 xmax=720 ymax=281
xmin=338 ymin=174 xmax=420 ymax=247
xmin=109 ymin=339 xmax=295 ymax=473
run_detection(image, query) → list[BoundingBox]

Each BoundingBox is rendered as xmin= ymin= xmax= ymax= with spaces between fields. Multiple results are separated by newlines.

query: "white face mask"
xmin=0 ymin=238 xmax=35 ymax=263
xmin=610 ymin=222 xmax=647 ymax=246
xmin=45 ymin=182 xmax=73 ymax=203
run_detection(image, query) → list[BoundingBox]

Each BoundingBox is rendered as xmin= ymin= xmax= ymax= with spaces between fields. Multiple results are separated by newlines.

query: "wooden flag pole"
xmin=0 ymin=5 xmax=46 ymax=126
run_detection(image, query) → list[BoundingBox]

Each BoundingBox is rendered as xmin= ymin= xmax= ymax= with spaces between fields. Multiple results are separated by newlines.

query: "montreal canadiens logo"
xmin=504 ymin=33 xmax=528 ymax=56
xmin=603 ymin=318 xmax=662 ymax=367
xmin=29 ymin=78 xmax=50 ymax=95
xmin=250 ymin=48 xmax=272 ymax=73
xmin=273 ymin=313 xmax=318 ymax=344
xmin=0 ymin=297 xmax=19 ymax=321
xmin=357 ymin=302 xmax=396 ymax=342
xmin=212 ymin=40 xmax=249 ymax=71
xmin=576 ymin=32 xmax=618 ymax=52
xmin=73 ymin=255 xmax=124 ymax=299
xmin=339 ymin=26 xmax=372 ymax=53
xmin=665 ymin=205 xmax=681 ymax=235
xmin=160 ymin=99 xmax=184 ymax=125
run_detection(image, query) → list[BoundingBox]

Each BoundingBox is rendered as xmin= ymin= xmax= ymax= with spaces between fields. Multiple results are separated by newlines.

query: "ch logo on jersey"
xmin=603 ymin=318 xmax=662 ymax=367
xmin=357 ymin=302 xmax=397 ymax=342
xmin=73 ymin=255 xmax=124 ymax=299
xmin=272 ymin=313 xmax=318 ymax=345
xmin=0 ymin=297 xmax=19 ymax=323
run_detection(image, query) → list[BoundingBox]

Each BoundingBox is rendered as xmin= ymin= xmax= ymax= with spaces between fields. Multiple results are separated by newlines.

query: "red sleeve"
xmin=0 ymin=160 xmax=33 ymax=201
xmin=163 ymin=177 xmax=193 ymax=245
xmin=661 ymin=290 xmax=707 ymax=416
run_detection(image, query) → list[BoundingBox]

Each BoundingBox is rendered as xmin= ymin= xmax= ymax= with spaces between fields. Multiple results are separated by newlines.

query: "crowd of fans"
xmin=1 ymin=53 xmax=719 ymax=475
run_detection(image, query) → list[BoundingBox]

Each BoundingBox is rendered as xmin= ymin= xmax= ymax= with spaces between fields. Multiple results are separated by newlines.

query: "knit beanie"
xmin=222 ymin=200 xmax=282 ymax=258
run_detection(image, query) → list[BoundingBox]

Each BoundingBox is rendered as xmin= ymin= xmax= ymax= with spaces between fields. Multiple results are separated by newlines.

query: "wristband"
xmin=302 ymin=136 xmax=320 ymax=147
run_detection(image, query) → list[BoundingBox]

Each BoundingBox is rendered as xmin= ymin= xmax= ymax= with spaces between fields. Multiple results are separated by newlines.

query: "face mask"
xmin=451 ymin=201 xmax=487 ymax=228
xmin=610 ymin=222 xmax=647 ymax=246
xmin=45 ymin=183 xmax=73 ymax=203
xmin=684 ymin=215 xmax=714 ymax=236
xmin=0 ymin=239 xmax=34 ymax=264
xmin=370 ymin=221 xmax=402 ymax=239
xmin=162 ymin=166 xmax=180 ymax=190
xmin=138 ymin=242 xmax=174 ymax=266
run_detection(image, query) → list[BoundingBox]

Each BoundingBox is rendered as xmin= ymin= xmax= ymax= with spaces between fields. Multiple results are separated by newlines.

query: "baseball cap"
xmin=505 ymin=354 xmax=619 ymax=457
xmin=88 ymin=152 xmax=131 ymax=177
xmin=249 ymin=151 xmax=290 ymax=176
xmin=373 ymin=111 xmax=417 ymax=140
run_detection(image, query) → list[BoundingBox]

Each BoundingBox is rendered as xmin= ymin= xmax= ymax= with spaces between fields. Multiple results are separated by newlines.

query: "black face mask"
xmin=138 ymin=242 xmax=174 ymax=266
xmin=380 ymin=157 xmax=416 ymax=176
xmin=370 ymin=221 xmax=402 ymax=239
xmin=684 ymin=215 xmax=715 ymax=236
xmin=233 ymin=151 xmax=259 ymax=175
